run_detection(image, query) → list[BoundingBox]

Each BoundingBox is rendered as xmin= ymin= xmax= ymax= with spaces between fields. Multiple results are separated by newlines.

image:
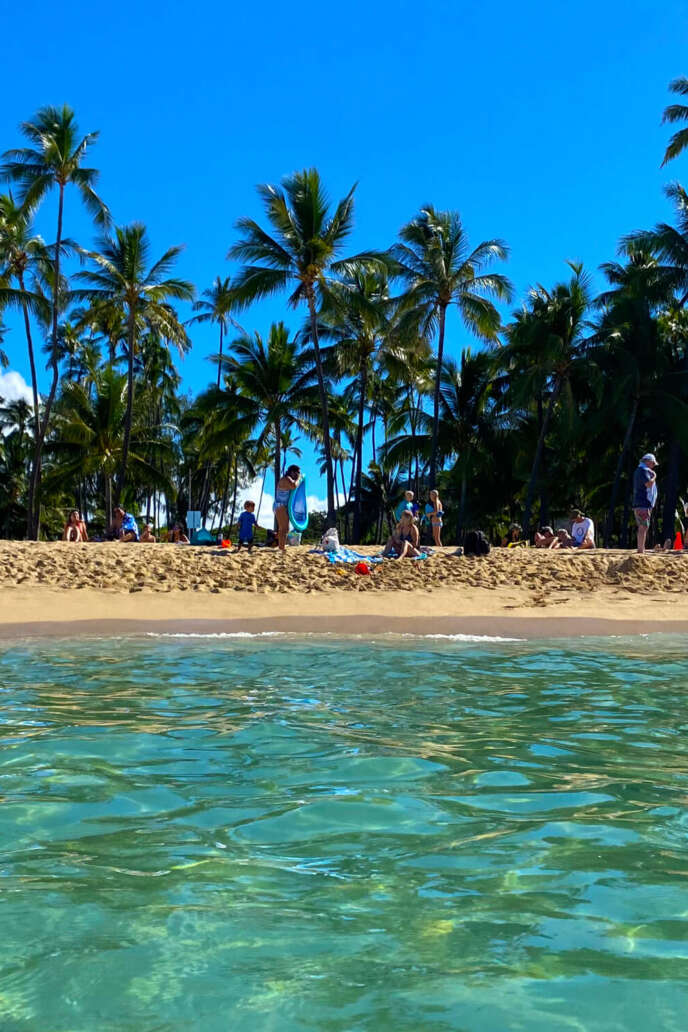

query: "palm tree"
xmin=319 ymin=263 xmax=395 ymax=541
xmin=75 ymin=223 xmax=193 ymax=500
xmin=228 ymin=167 xmax=356 ymax=524
xmin=662 ymin=78 xmax=688 ymax=167
xmin=502 ymin=264 xmax=593 ymax=537
xmin=2 ymin=104 xmax=110 ymax=537
xmin=48 ymin=366 xmax=173 ymax=527
xmin=0 ymin=194 xmax=52 ymax=529
xmin=183 ymin=378 xmax=257 ymax=531
xmin=623 ymin=184 xmax=688 ymax=537
xmin=595 ymin=250 xmax=679 ymax=544
xmin=221 ymin=321 xmax=315 ymax=502
xmin=188 ymin=276 xmax=241 ymax=388
xmin=388 ymin=206 xmax=512 ymax=486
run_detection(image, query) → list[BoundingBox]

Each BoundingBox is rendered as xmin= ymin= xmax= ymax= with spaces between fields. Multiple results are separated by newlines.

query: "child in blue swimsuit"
xmin=237 ymin=501 xmax=260 ymax=551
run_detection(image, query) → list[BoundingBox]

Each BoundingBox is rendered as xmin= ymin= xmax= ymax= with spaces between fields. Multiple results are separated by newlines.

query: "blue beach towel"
xmin=325 ymin=547 xmax=383 ymax=565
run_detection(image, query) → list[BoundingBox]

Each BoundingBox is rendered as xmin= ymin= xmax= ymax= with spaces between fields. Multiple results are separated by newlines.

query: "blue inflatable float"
xmin=288 ymin=478 xmax=309 ymax=532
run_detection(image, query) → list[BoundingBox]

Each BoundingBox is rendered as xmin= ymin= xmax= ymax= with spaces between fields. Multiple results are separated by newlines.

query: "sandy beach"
xmin=0 ymin=540 xmax=687 ymax=638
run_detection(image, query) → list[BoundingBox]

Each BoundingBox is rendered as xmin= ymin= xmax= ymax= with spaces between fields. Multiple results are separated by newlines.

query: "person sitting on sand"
xmin=383 ymin=510 xmax=421 ymax=558
xmin=237 ymin=500 xmax=261 ymax=551
xmin=427 ymin=489 xmax=444 ymax=547
xmin=274 ymin=465 xmax=301 ymax=551
xmin=140 ymin=524 xmax=156 ymax=543
xmin=556 ymin=527 xmax=574 ymax=547
xmin=113 ymin=506 xmax=139 ymax=542
xmin=394 ymin=490 xmax=419 ymax=523
xmin=502 ymin=523 xmax=523 ymax=547
xmin=169 ymin=523 xmax=190 ymax=544
xmin=534 ymin=525 xmax=559 ymax=549
xmin=570 ymin=509 xmax=595 ymax=549
xmin=62 ymin=509 xmax=88 ymax=542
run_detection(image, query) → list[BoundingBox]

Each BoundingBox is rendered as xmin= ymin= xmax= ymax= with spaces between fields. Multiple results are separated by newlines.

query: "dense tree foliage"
xmin=2 ymin=90 xmax=688 ymax=546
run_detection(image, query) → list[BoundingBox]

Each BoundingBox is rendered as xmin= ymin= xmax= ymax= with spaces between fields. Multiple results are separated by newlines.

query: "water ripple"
xmin=1 ymin=635 xmax=688 ymax=1030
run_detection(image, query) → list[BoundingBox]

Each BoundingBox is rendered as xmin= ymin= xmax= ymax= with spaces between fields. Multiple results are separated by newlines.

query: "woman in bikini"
xmin=274 ymin=465 xmax=301 ymax=551
xmin=383 ymin=510 xmax=421 ymax=558
xmin=63 ymin=510 xmax=88 ymax=542
xmin=427 ymin=489 xmax=444 ymax=547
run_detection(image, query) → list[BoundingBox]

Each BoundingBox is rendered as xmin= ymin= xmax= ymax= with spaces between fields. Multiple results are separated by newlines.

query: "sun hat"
xmin=641 ymin=453 xmax=658 ymax=465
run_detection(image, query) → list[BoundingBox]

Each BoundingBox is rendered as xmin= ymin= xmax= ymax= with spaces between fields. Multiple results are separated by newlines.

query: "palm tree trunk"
xmin=29 ymin=183 xmax=65 ymax=538
xmin=217 ymin=456 xmax=231 ymax=532
xmin=523 ymin=376 xmax=562 ymax=538
xmin=116 ymin=304 xmax=136 ymax=504
xmin=18 ymin=273 xmax=41 ymax=539
xmin=258 ymin=466 xmax=267 ymax=523
xmin=429 ymin=303 xmax=447 ymax=487
xmin=274 ymin=419 xmax=281 ymax=531
xmin=216 ymin=322 xmax=224 ymax=389
xmin=662 ymin=436 xmax=681 ymax=543
xmin=604 ymin=395 xmax=639 ymax=547
xmin=456 ymin=467 xmax=468 ymax=543
xmin=353 ymin=363 xmax=367 ymax=544
xmin=306 ymin=289 xmax=336 ymax=524
xmin=229 ymin=456 xmax=239 ymax=533
xmin=105 ymin=475 xmax=113 ymax=532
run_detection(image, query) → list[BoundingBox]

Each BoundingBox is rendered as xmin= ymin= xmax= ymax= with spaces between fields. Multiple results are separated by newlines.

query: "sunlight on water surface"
xmin=1 ymin=635 xmax=688 ymax=1031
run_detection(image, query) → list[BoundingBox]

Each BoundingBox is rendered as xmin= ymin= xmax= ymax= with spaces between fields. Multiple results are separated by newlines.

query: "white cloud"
xmin=306 ymin=494 xmax=328 ymax=514
xmin=0 ymin=370 xmax=33 ymax=407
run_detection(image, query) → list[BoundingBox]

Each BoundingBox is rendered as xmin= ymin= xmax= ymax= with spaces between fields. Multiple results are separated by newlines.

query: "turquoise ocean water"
xmin=1 ymin=633 xmax=688 ymax=1031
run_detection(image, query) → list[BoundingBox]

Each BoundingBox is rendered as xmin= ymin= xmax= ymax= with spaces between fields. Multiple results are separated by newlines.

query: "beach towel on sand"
xmin=325 ymin=547 xmax=383 ymax=565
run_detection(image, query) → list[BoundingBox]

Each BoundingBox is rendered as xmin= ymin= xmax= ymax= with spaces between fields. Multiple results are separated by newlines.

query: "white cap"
xmin=641 ymin=453 xmax=658 ymax=465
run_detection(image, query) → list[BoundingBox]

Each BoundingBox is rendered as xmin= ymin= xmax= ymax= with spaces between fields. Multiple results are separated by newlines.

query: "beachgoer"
xmin=534 ymin=525 xmax=559 ymax=549
xmin=140 ymin=524 xmax=157 ymax=543
xmin=427 ymin=489 xmax=444 ymax=547
xmin=274 ymin=465 xmax=300 ymax=551
xmin=170 ymin=523 xmax=190 ymax=544
xmin=62 ymin=509 xmax=88 ymax=542
xmin=394 ymin=490 xmax=419 ymax=523
xmin=502 ymin=523 xmax=522 ymax=547
xmin=237 ymin=500 xmax=260 ymax=551
xmin=383 ymin=510 xmax=421 ymax=558
xmin=113 ymin=506 xmax=139 ymax=542
xmin=556 ymin=527 xmax=574 ymax=547
xmin=633 ymin=453 xmax=658 ymax=553
xmin=570 ymin=509 xmax=595 ymax=549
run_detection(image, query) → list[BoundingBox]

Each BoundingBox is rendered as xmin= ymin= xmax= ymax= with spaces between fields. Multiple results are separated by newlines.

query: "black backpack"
xmin=464 ymin=530 xmax=491 ymax=557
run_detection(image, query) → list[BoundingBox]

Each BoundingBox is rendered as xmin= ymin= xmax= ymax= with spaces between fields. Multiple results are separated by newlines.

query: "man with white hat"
xmin=632 ymin=453 xmax=658 ymax=553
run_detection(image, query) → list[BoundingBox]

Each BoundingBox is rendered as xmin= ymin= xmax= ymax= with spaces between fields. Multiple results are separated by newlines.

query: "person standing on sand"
xmin=394 ymin=490 xmax=419 ymax=522
xmin=427 ymin=489 xmax=444 ymax=547
xmin=274 ymin=465 xmax=300 ymax=551
xmin=633 ymin=453 xmax=658 ymax=553
xmin=237 ymin=500 xmax=261 ymax=551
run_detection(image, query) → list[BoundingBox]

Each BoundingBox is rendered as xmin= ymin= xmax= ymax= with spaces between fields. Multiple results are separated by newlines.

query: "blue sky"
xmin=1 ymin=0 xmax=687 ymax=508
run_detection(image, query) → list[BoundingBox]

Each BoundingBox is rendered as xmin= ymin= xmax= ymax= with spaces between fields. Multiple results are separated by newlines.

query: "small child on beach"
xmin=237 ymin=501 xmax=260 ymax=551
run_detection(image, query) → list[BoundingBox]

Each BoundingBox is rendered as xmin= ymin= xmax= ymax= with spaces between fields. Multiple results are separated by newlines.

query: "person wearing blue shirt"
xmin=632 ymin=452 xmax=658 ymax=553
xmin=237 ymin=501 xmax=260 ymax=551
xmin=394 ymin=490 xmax=419 ymax=523
xmin=113 ymin=506 xmax=139 ymax=542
